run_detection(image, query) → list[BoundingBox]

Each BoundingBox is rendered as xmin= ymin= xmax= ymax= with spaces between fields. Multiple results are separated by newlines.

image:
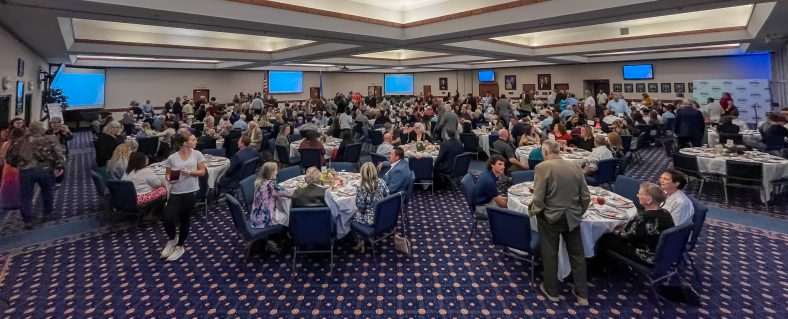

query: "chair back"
xmin=460 ymin=174 xmax=476 ymax=213
xmin=239 ymin=158 xmax=260 ymax=181
xmin=287 ymin=133 xmax=302 ymax=143
xmin=225 ymin=137 xmax=240 ymax=157
xmin=686 ymin=195 xmax=708 ymax=252
xmin=197 ymin=139 xmax=216 ymax=151
xmin=276 ymin=165 xmax=302 ymax=183
xmin=618 ymin=152 xmax=633 ymax=175
xmin=328 ymin=162 xmax=355 ymax=172
xmin=239 ymin=175 xmax=256 ymax=212
xmin=408 ymin=157 xmax=434 ymax=181
xmin=373 ymin=193 xmax=403 ymax=235
xmin=489 ymin=148 xmax=502 ymax=157
xmin=123 ymin=123 xmax=135 ymax=136
xmin=488 ymin=134 xmax=499 ymax=146
xmin=369 ymin=130 xmax=384 ymax=146
xmin=661 ymin=137 xmax=676 ymax=157
xmin=105 ymin=180 xmax=138 ymax=211
xmin=191 ymin=122 xmax=204 ymax=137
xmin=592 ymin=158 xmax=619 ymax=185
xmin=194 ymin=169 xmax=210 ymax=201
xmin=511 ymin=170 xmax=535 ymax=184
xmin=405 ymin=171 xmax=415 ymax=206
xmin=621 ymin=134 xmax=633 ymax=154
xmin=528 ymin=159 xmax=542 ymax=169
xmin=672 ymin=153 xmax=700 ymax=178
xmin=652 ymin=222 xmax=693 ymax=276
xmin=343 ymin=143 xmax=362 ymax=163
xmin=137 ymin=137 xmax=159 ymax=157
xmin=719 ymin=133 xmax=744 ymax=145
xmin=299 ymin=148 xmax=323 ymax=170
xmin=635 ymin=131 xmax=650 ymax=150
xmin=267 ymin=138 xmax=277 ymax=156
xmin=90 ymin=171 xmax=108 ymax=197
xmin=459 ymin=133 xmax=479 ymax=153
xmin=487 ymin=207 xmax=535 ymax=253
xmin=370 ymin=153 xmax=388 ymax=166
xmin=725 ymin=160 xmax=763 ymax=184
xmin=290 ymin=207 xmax=334 ymax=248
xmin=450 ymin=153 xmax=474 ymax=179
xmin=275 ymin=145 xmax=294 ymax=165
xmin=202 ymin=148 xmax=226 ymax=157
xmin=224 ymin=194 xmax=255 ymax=240
xmin=613 ymin=175 xmax=642 ymax=209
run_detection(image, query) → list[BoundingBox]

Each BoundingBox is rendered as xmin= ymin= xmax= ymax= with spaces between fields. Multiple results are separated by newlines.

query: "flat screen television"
xmin=478 ymin=70 xmax=495 ymax=82
xmin=269 ymin=71 xmax=303 ymax=93
xmin=622 ymin=64 xmax=654 ymax=80
xmin=384 ymin=74 xmax=414 ymax=95
xmin=50 ymin=67 xmax=106 ymax=109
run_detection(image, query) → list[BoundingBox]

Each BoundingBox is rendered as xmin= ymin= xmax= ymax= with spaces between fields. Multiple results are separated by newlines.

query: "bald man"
xmin=377 ymin=132 xmax=394 ymax=155
xmin=492 ymin=129 xmax=529 ymax=172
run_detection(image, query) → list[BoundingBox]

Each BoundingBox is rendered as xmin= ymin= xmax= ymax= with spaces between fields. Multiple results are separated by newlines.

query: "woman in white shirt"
xmin=659 ymin=168 xmax=695 ymax=226
xmin=122 ymin=151 xmax=166 ymax=205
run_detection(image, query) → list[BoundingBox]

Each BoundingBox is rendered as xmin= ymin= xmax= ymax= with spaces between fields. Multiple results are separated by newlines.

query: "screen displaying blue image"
xmin=478 ymin=70 xmax=495 ymax=82
xmin=622 ymin=64 xmax=654 ymax=80
xmin=384 ymin=74 xmax=414 ymax=95
xmin=269 ymin=71 xmax=303 ymax=93
xmin=51 ymin=67 xmax=105 ymax=108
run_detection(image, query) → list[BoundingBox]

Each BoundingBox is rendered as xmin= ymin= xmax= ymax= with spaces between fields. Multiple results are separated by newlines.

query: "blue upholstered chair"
xmin=350 ymin=192 xmax=402 ymax=260
xmin=202 ymin=148 xmax=226 ymax=157
xmin=586 ymin=158 xmax=620 ymax=189
xmin=239 ymin=175 xmax=257 ymax=213
xmin=408 ymin=157 xmax=434 ymax=193
xmin=486 ymin=206 xmax=540 ymax=284
xmin=289 ymin=207 xmax=335 ymax=272
xmin=276 ymin=165 xmax=302 ymax=184
xmin=613 ymin=175 xmax=643 ymax=211
xmin=511 ymin=170 xmax=535 ymax=185
xmin=225 ymin=194 xmax=286 ymax=260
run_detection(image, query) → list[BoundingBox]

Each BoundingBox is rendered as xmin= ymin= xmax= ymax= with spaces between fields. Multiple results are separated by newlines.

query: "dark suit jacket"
xmin=435 ymin=138 xmax=464 ymax=174
xmin=674 ymin=106 xmax=705 ymax=138
xmin=222 ymin=147 xmax=257 ymax=182
xmin=383 ymin=160 xmax=410 ymax=195
xmin=291 ymin=184 xmax=328 ymax=208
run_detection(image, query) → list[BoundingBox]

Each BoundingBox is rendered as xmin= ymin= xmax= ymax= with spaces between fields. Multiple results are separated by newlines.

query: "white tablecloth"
xmin=148 ymin=154 xmax=230 ymax=189
xmin=473 ymin=129 xmax=492 ymax=155
xmin=706 ymin=129 xmax=761 ymax=148
xmin=400 ymin=143 xmax=440 ymax=158
xmin=277 ymin=172 xmax=360 ymax=239
xmin=289 ymin=138 xmax=340 ymax=159
xmin=507 ymin=182 xmax=637 ymax=280
xmin=679 ymin=148 xmax=788 ymax=202
xmin=514 ymin=146 xmax=589 ymax=167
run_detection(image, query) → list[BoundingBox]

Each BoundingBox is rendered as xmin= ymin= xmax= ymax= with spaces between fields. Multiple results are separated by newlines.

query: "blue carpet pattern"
xmin=1 ymin=186 xmax=786 ymax=318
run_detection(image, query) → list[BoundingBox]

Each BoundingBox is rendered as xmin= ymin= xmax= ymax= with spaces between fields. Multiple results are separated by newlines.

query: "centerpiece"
xmin=319 ymin=169 xmax=337 ymax=188
xmin=415 ymin=141 xmax=426 ymax=152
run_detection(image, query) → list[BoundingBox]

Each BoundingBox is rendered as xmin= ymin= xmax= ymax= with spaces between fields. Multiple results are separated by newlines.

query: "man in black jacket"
xmin=291 ymin=167 xmax=327 ymax=207
xmin=674 ymin=103 xmax=705 ymax=147
xmin=433 ymin=130 xmax=464 ymax=188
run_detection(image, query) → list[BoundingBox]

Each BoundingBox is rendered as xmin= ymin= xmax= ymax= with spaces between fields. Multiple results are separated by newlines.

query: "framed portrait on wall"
xmin=612 ymin=83 xmax=622 ymax=93
xmin=537 ymin=74 xmax=551 ymax=91
xmin=674 ymin=83 xmax=685 ymax=93
xmin=635 ymin=83 xmax=646 ymax=93
xmin=624 ymin=83 xmax=634 ymax=93
xmin=687 ymin=83 xmax=694 ymax=93
xmin=660 ymin=83 xmax=672 ymax=93
xmin=504 ymin=75 xmax=516 ymax=91
xmin=439 ymin=77 xmax=448 ymax=91
xmin=647 ymin=83 xmax=658 ymax=93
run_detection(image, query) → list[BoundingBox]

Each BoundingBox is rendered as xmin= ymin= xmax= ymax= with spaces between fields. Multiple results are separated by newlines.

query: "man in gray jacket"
xmin=434 ymin=104 xmax=458 ymax=142
xmin=495 ymin=94 xmax=513 ymax=125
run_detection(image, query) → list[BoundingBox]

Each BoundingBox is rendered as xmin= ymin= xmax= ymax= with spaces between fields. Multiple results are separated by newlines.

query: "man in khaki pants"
xmin=529 ymin=139 xmax=591 ymax=306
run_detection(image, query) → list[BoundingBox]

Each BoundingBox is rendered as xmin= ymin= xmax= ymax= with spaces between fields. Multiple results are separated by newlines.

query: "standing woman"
xmin=0 ymin=128 xmax=25 ymax=210
xmin=161 ymin=133 xmax=206 ymax=261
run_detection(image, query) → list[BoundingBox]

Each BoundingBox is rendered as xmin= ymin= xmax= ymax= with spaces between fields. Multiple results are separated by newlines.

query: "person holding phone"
xmin=161 ymin=133 xmax=206 ymax=261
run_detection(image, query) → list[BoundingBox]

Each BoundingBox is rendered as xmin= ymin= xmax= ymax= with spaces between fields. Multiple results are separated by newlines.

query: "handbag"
xmin=393 ymin=233 xmax=411 ymax=256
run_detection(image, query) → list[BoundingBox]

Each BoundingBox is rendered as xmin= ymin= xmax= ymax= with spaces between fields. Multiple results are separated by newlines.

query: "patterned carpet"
xmin=1 ymin=186 xmax=786 ymax=318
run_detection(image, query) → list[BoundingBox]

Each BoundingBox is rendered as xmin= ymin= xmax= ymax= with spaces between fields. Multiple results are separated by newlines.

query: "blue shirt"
xmin=661 ymin=111 xmax=675 ymax=124
xmin=528 ymin=147 xmax=543 ymax=161
xmin=566 ymin=97 xmax=578 ymax=107
xmin=559 ymin=109 xmax=575 ymax=119
xmin=540 ymin=117 xmax=554 ymax=132
xmin=606 ymin=99 xmax=630 ymax=115
xmin=473 ymin=170 xmax=499 ymax=206
xmin=233 ymin=120 xmax=249 ymax=130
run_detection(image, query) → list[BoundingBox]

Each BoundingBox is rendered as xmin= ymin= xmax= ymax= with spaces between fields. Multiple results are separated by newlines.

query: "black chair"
xmin=202 ymin=148 xmax=226 ymax=157
xmin=191 ymin=122 xmax=204 ymax=137
xmin=275 ymin=145 xmax=300 ymax=167
xmin=197 ymin=139 xmax=216 ymax=151
xmin=685 ymin=196 xmax=708 ymax=284
xmin=438 ymin=152 xmax=473 ymax=190
xmin=225 ymin=137 xmax=240 ymax=158
xmin=724 ymin=161 xmax=768 ymax=211
xmin=287 ymin=133 xmax=302 ymax=143
xmin=606 ymin=222 xmax=693 ymax=318
xmin=719 ymin=133 xmax=744 ymax=146
xmin=123 ymin=123 xmax=135 ymax=136
xmin=327 ymin=162 xmax=355 ymax=172
xmin=299 ymin=148 xmax=323 ymax=171
xmin=195 ymin=170 xmax=210 ymax=216
xmin=486 ymin=207 xmax=540 ymax=284
xmin=90 ymin=171 xmax=109 ymax=213
xmin=343 ymin=143 xmax=362 ymax=167
xmin=105 ymin=180 xmax=164 ymax=226
xmin=617 ymin=152 xmax=633 ymax=176
xmin=632 ymin=132 xmax=650 ymax=162
xmin=408 ymin=157 xmax=434 ymax=193
xmin=370 ymin=153 xmax=388 ymax=167
xmin=369 ymin=130 xmax=383 ymax=147
xmin=527 ymin=159 xmax=542 ymax=170
xmin=586 ymin=158 xmax=620 ymax=189
xmin=276 ymin=165 xmax=302 ymax=184
xmin=225 ymin=194 xmax=286 ymax=260
xmin=289 ymin=207 xmax=335 ymax=273
xmin=136 ymin=137 xmax=159 ymax=159
xmin=350 ymin=193 xmax=403 ymax=260
xmin=672 ymin=153 xmax=720 ymax=199
xmin=621 ymin=134 xmax=633 ymax=154
xmin=459 ymin=133 xmax=480 ymax=159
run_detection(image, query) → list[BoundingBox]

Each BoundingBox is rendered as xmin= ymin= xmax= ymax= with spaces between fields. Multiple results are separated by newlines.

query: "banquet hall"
xmin=0 ymin=0 xmax=787 ymax=318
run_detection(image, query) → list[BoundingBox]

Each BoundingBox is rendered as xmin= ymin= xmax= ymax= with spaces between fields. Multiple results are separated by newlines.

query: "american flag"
xmin=262 ymin=70 xmax=268 ymax=93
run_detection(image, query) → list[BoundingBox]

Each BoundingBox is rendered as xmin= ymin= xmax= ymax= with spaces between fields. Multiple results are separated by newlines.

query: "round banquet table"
xmin=147 ymin=153 xmax=230 ymax=189
xmin=400 ymin=143 xmax=440 ymax=158
xmin=515 ymin=145 xmax=590 ymax=167
xmin=472 ymin=128 xmax=493 ymax=155
xmin=706 ymin=129 xmax=761 ymax=148
xmin=506 ymin=181 xmax=637 ymax=280
xmin=289 ymin=138 xmax=340 ymax=159
xmin=679 ymin=147 xmax=788 ymax=202
xmin=277 ymin=172 xmax=360 ymax=239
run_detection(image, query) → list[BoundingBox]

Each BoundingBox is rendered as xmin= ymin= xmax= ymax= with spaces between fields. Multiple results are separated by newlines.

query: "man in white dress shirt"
xmin=659 ymin=168 xmax=695 ymax=226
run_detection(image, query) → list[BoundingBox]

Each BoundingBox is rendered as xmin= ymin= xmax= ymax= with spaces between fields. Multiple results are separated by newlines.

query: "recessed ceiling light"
xmin=76 ymin=55 xmax=223 ymax=63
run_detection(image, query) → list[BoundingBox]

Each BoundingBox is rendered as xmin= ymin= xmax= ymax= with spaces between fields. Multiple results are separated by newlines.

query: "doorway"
xmin=24 ymin=93 xmax=32 ymax=123
xmin=193 ymin=89 xmax=210 ymax=103
xmin=584 ymin=80 xmax=610 ymax=96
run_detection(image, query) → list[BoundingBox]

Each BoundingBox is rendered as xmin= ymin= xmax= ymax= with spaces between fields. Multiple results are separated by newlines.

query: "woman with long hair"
xmin=607 ymin=132 xmax=625 ymax=158
xmin=95 ymin=121 xmax=124 ymax=167
xmin=107 ymin=140 xmax=139 ymax=180
xmin=136 ymin=122 xmax=157 ymax=138
xmin=160 ymin=133 xmax=206 ymax=261
xmin=551 ymin=123 xmax=571 ymax=144
xmin=0 ymin=128 xmax=25 ymax=210
xmin=352 ymin=162 xmax=390 ymax=253
xmin=250 ymin=162 xmax=294 ymax=250
xmin=122 ymin=151 xmax=167 ymax=205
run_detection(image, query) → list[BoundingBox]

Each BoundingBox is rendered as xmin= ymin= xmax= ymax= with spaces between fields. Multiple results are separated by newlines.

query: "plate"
xmin=509 ymin=189 xmax=527 ymax=196
xmin=593 ymin=209 xmax=628 ymax=220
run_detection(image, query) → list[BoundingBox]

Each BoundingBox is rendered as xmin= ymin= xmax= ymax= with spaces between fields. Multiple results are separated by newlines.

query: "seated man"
xmin=217 ymin=135 xmax=257 ymax=190
xmin=758 ymin=114 xmax=788 ymax=154
xmin=232 ymin=114 xmax=249 ymax=130
xmin=602 ymin=109 xmax=619 ymax=125
xmin=492 ymin=129 xmax=529 ymax=172
xmin=659 ymin=168 xmax=695 ymax=226
xmin=433 ymin=130 xmax=464 ymax=187
xmin=291 ymin=167 xmax=328 ymax=208
xmin=377 ymin=147 xmax=410 ymax=195
xmin=472 ymin=154 xmax=508 ymax=218
xmin=582 ymin=135 xmax=613 ymax=176
xmin=377 ymin=132 xmax=394 ymax=155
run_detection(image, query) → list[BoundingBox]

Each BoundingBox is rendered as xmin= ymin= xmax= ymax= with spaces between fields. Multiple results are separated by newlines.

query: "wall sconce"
xmin=1 ymin=76 xmax=10 ymax=91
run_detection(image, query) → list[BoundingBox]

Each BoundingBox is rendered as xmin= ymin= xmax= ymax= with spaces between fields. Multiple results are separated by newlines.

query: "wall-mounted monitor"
xmin=478 ymin=70 xmax=495 ymax=82
xmin=50 ymin=67 xmax=105 ymax=109
xmin=622 ymin=64 xmax=654 ymax=80
xmin=384 ymin=74 xmax=414 ymax=95
xmin=269 ymin=71 xmax=303 ymax=93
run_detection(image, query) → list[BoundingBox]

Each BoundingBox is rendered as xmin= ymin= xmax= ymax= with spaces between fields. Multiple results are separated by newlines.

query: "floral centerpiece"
xmin=415 ymin=141 xmax=426 ymax=152
xmin=319 ymin=169 xmax=336 ymax=187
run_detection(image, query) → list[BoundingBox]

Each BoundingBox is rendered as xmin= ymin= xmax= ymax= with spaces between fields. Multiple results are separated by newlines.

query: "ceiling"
xmin=0 ymin=0 xmax=786 ymax=73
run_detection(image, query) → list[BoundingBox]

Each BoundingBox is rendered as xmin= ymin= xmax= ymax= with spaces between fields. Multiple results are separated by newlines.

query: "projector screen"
xmin=622 ymin=64 xmax=654 ymax=80
xmin=384 ymin=74 xmax=414 ymax=95
xmin=269 ymin=71 xmax=303 ymax=93
xmin=478 ymin=70 xmax=495 ymax=82
xmin=51 ymin=67 xmax=105 ymax=109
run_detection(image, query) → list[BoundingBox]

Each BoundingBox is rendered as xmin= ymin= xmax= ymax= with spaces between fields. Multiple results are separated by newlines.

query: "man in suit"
xmin=434 ymin=104 xmax=459 ymax=142
xmin=433 ymin=130 xmax=464 ymax=188
xmin=217 ymin=135 xmax=257 ymax=191
xmin=530 ymin=140 xmax=591 ymax=306
xmin=377 ymin=147 xmax=410 ymax=196
xmin=291 ymin=167 xmax=327 ymax=208
xmin=674 ymin=102 xmax=705 ymax=147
